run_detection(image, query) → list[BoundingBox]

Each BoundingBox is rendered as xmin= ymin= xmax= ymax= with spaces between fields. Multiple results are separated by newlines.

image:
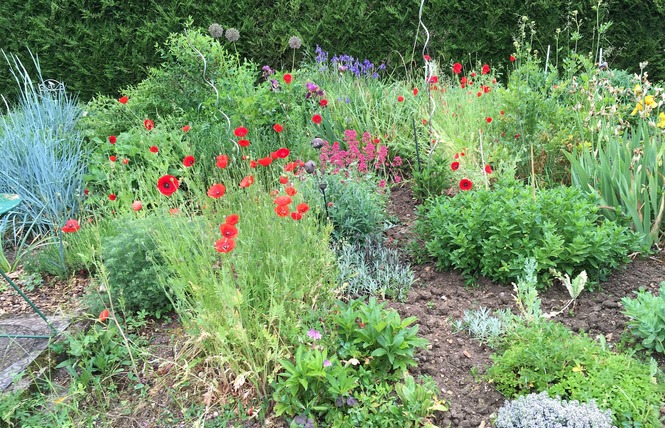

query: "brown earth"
xmin=385 ymin=184 xmax=665 ymax=428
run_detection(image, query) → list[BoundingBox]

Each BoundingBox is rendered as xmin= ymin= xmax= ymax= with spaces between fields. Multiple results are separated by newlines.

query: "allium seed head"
xmin=208 ymin=23 xmax=224 ymax=39
xmin=225 ymin=28 xmax=240 ymax=42
xmin=288 ymin=36 xmax=302 ymax=49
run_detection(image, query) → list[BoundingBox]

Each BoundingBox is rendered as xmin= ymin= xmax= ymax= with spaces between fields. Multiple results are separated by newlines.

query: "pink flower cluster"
xmin=319 ymin=130 xmax=401 ymax=185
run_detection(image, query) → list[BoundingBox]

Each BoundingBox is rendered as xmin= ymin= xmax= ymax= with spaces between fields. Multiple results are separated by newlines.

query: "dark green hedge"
xmin=1 ymin=0 xmax=663 ymax=101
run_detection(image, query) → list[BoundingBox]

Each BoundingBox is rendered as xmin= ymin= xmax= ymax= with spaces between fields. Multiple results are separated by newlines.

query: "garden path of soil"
xmin=385 ymin=185 xmax=665 ymax=428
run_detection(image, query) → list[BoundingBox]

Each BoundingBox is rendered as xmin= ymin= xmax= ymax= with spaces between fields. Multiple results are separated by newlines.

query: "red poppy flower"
xmin=169 ymin=208 xmax=180 ymax=215
xmin=509 ymin=55 xmax=516 ymax=62
xmin=291 ymin=212 xmax=303 ymax=220
xmin=225 ymin=214 xmax=239 ymax=225
xmin=84 ymin=189 xmax=89 ymax=196
xmin=274 ymin=195 xmax=292 ymax=206
xmin=471 ymin=72 xmax=476 ymax=78
xmin=99 ymin=309 xmax=110 ymax=321
xmin=500 ymin=110 xmax=505 ymax=115
xmin=279 ymin=175 xmax=288 ymax=184
xmin=132 ymin=201 xmax=142 ymax=211
xmin=238 ymin=139 xmax=250 ymax=147
xmin=297 ymin=203 xmax=309 ymax=214
xmin=118 ymin=96 xmax=128 ymax=104
xmin=413 ymin=88 xmax=418 ymax=96
xmin=234 ymin=126 xmax=248 ymax=137
xmin=122 ymin=158 xmax=129 ymax=164
xmin=397 ymin=95 xmax=404 ymax=102
xmin=276 ymin=147 xmax=290 ymax=159
xmin=477 ymin=92 xmax=482 ymax=97
xmin=312 ymin=114 xmax=322 ymax=124
xmin=216 ymin=154 xmax=229 ymax=169
xmin=249 ymin=160 xmax=257 ymax=168
xmin=428 ymin=75 xmax=438 ymax=84
xmin=109 ymin=135 xmax=116 ymax=144
xmin=452 ymin=63 xmax=462 ymax=74
xmin=109 ymin=194 xmax=117 ymax=201
xmin=423 ymin=54 xmax=431 ymax=61
xmin=485 ymin=164 xmax=493 ymax=174
xmin=459 ymin=178 xmax=473 ymax=191
xmin=482 ymin=85 xmax=491 ymax=93
xmin=239 ymin=175 xmax=254 ymax=188
xmin=319 ymin=99 xmax=328 ymax=107
xmin=207 ymin=183 xmax=226 ymax=198
xmin=283 ymin=73 xmax=292 ymax=84
xmin=182 ymin=125 xmax=191 ymax=132
xmin=144 ymin=119 xmax=154 ymax=130
xmin=482 ymin=64 xmax=491 ymax=75
xmin=62 ymin=219 xmax=80 ymax=233
xmin=220 ymin=223 xmax=238 ymax=239
xmin=486 ymin=117 xmax=492 ymax=123
xmin=460 ymin=76 xmax=468 ymax=85
xmin=150 ymin=145 xmax=159 ymax=153
xmin=215 ymin=237 xmax=236 ymax=253
xmin=258 ymin=157 xmax=273 ymax=167
xmin=273 ymin=124 xmax=283 ymax=133
xmin=157 ymin=175 xmax=179 ymax=196
xmin=109 ymin=155 xmax=117 ymax=162
xmin=183 ymin=155 xmax=195 ymax=167
xmin=275 ymin=205 xmax=290 ymax=217
xmin=285 ymin=186 xmax=297 ymax=196
xmin=451 ymin=161 xmax=461 ymax=171
xmin=284 ymin=162 xmax=297 ymax=172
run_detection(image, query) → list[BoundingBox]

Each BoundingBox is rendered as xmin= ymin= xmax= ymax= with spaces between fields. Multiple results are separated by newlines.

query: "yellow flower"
xmin=631 ymin=95 xmax=657 ymax=115
xmin=634 ymin=84 xmax=642 ymax=96
xmin=658 ymin=112 xmax=665 ymax=128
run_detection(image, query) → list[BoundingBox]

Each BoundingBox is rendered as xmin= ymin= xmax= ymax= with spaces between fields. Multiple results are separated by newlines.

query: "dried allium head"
xmin=208 ymin=23 xmax=224 ymax=39
xmin=225 ymin=28 xmax=240 ymax=42
xmin=288 ymin=36 xmax=302 ymax=49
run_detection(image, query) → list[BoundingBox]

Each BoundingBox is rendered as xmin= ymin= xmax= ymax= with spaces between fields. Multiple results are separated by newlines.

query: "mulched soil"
xmin=385 ymin=184 xmax=665 ymax=427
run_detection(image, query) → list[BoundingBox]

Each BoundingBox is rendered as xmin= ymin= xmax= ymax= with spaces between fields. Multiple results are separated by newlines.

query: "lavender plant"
xmin=494 ymin=392 xmax=616 ymax=428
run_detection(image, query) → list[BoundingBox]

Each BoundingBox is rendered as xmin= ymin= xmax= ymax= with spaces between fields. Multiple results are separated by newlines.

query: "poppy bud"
xmin=304 ymin=160 xmax=317 ymax=174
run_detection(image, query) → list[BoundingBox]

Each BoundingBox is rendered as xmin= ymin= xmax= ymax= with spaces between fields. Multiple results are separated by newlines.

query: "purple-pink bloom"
xmin=323 ymin=359 xmax=331 ymax=367
xmin=308 ymin=329 xmax=322 ymax=340
xmin=378 ymin=180 xmax=387 ymax=188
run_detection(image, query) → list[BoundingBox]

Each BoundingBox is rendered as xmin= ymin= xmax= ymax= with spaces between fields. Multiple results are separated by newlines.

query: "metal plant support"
xmin=0 ymin=194 xmax=57 ymax=338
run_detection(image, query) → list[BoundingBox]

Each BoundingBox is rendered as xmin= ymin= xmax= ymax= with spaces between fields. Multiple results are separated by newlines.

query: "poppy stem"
xmin=413 ymin=117 xmax=421 ymax=173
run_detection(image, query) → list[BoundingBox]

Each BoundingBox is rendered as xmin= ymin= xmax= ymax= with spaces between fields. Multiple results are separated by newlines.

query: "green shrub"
xmin=486 ymin=319 xmax=664 ymax=427
xmin=101 ymin=215 xmax=180 ymax=317
xmin=415 ymin=184 xmax=639 ymax=287
xmin=622 ymin=282 xmax=665 ymax=354
xmin=304 ymin=172 xmax=388 ymax=244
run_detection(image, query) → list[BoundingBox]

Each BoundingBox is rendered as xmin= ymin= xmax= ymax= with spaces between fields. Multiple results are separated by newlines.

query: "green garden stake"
xmin=0 ymin=194 xmax=57 ymax=339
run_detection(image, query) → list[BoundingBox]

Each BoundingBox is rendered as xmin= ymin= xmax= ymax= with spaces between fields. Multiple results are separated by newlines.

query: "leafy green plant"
xmin=622 ymin=282 xmax=665 ymax=354
xmin=334 ymin=297 xmax=428 ymax=376
xmin=415 ymin=183 xmax=639 ymax=287
xmin=410 ymin=157 xmax=453 ymax=200
xmin=486 ymin=319 xmax=664 ymax=427
xmin=100 ymin=215 xmax=178 ymax=317
xmin=565 ymin=120 xmax=665 ymax=249
xmin=52 ymin=314 xmax=145 ymax=391
xmin=336 ymin=237 xmax=414 ymax=300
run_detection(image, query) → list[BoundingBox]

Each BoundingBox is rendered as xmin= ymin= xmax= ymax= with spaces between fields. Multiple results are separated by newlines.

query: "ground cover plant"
xmin=0 ymin=9 xmax=664 ymax=428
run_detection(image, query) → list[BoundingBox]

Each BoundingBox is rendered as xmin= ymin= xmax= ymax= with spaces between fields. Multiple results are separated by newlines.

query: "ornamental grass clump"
xmin=494 ymin=392 xmax=616 ymax=428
